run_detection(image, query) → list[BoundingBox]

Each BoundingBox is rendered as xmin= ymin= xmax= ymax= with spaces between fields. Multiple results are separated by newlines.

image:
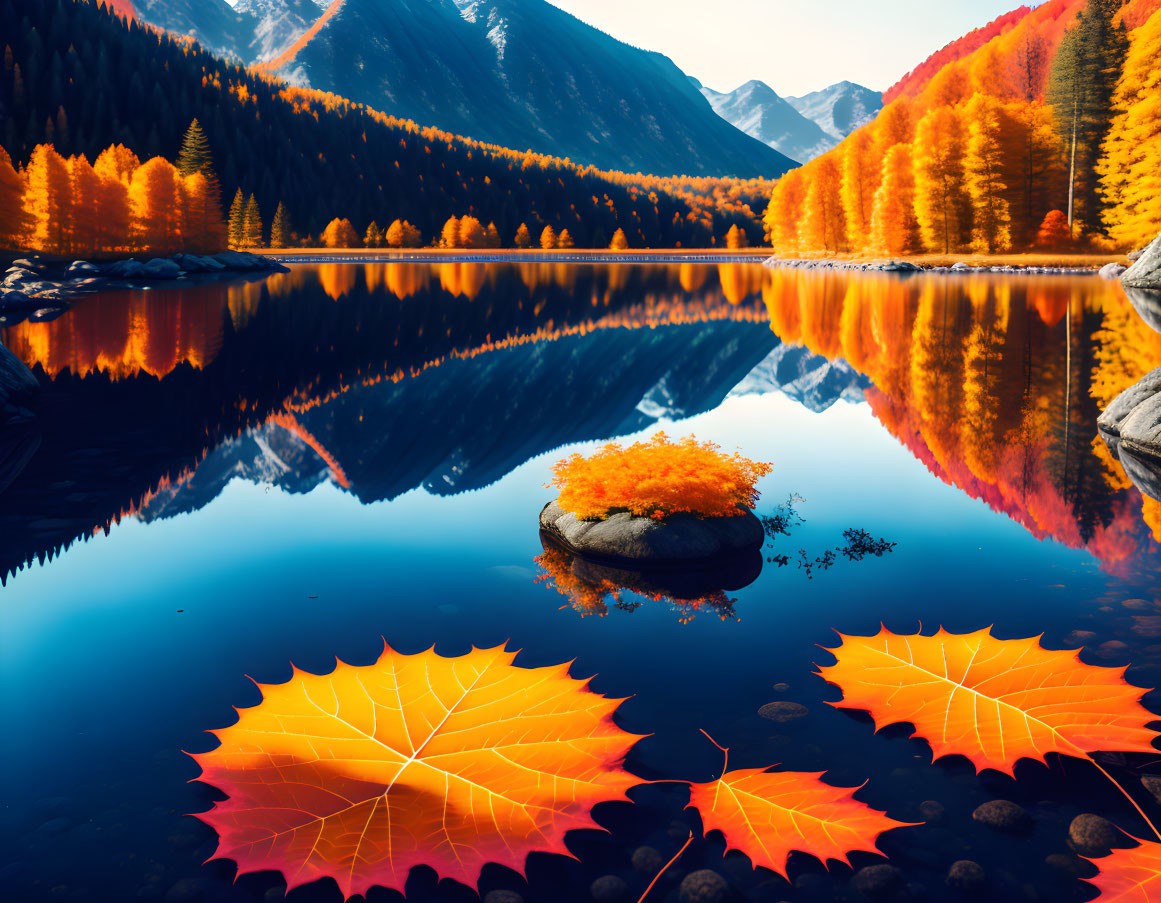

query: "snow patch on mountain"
xmin=787 ymin=81 xmax=882 ymax=140
xmin=699 ymin=79 xmax=836 ymax=164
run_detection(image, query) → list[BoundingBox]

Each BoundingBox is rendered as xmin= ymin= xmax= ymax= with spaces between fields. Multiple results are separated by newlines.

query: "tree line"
xmin=765 ymin=0 xmax=1160 ymax=255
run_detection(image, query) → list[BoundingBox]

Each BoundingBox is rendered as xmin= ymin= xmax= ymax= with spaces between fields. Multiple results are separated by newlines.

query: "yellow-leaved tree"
xmin=1099 ymin=8 xmax=1161 ymax=249
xmin=797 ymin=155 xmax=845 ymax=253
xmin=23 ymin=143 xmax=72 ymax=254
xmin=964 ymin=93 xmax=1012 ymax=253
xmin=913 ymin=106 xmax=969 ymax=253
xmin=868 ymin=143 xmax=916 ymax=255
xmin=540 ymin=225 xmax=557 ymax=249
xmin=839 ymin=129 xmax=878 ymax=250
xmin=129 ymin=156 xmax=184 ymax=255
xmin=0 ymin=146 xmax=29 ymax=249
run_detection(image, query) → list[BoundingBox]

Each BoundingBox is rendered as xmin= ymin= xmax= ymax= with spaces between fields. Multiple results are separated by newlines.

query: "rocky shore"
xmin=763 ymin=257 xmax=1111 ymax=276
xmin=0 ymin=251 xmax=289 ymax=316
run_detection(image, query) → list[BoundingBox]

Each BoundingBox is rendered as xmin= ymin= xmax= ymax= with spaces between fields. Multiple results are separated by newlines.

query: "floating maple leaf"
xmin=191 ymin=643 xmax=642 ymax=898
xmin=686 ymin=732 xmax=914 ymax=879
xmin=818 ymin=627 xmax=1159 ymax=776
xmin=1086 ymin=838 xmax=1161 ymax=901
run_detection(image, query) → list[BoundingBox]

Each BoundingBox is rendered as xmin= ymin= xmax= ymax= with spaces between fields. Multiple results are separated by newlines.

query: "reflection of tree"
xmin=534 ymin=545 xmax=742 ymax=625
xmin=760 ymin=268 xmax=1161 ymax=580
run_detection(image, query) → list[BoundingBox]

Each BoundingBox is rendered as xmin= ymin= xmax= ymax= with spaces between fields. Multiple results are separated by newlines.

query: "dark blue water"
xmin=2 ymin=262 xmax=1159 ymax=903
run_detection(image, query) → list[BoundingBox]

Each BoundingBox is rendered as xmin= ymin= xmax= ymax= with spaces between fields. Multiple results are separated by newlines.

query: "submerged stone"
xmin=539 ymin=499 xmax=763 ymax=566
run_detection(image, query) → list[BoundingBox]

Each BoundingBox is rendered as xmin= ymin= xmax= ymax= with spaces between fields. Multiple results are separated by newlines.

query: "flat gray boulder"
xmin=539 ymin=499 xmax=763 ymax=566
xmin=1099 ymin=366 xmax=1161 ymax=465
xmin=1122 ymin=233 xmax=1161 ymax=289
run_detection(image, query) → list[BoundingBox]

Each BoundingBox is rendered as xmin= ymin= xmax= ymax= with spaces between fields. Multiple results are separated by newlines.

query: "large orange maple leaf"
xmin=689 ymin=767 xmax=913 ymax=878
xmin=1086 ymin=839 xmax=1161 ymax=901
xmin=191 ymin=643 xmax=642 ymax=898
xmin=818 ymin=627 xmax=1158 ymax=776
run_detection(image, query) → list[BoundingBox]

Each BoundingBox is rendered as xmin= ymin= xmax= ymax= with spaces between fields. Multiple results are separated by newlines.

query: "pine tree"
xmin=270 ymin=202 xmax=291 ymax=248
xmin=241 ymin=194 xmax=263 ymax=248
xmin=1046 ymin=0 xmax=1128 ymax=235
xmin=227 ymin=188 xmax=245 ymax=249
xmin=485 ymin=221 xmax=501 ymax=248
xmin=364 ymin=221 xmax=382 ymax=248
xmin=1098 ymin=8 xmax=1161 ymax=249
xmin=175 ymin=118 xmax=224 ymax=247
xmin=557 ymin=227 xmax=575 ymax=249
xmin=176 ymin=119 xmax=214 ymax=179
xmin=609 ymin=227 xmax=629 ymax=250
xmin=514 ymin=223 xmax=532 ymax=248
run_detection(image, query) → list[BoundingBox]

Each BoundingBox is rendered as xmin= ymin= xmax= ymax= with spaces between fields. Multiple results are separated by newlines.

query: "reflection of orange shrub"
xmin=533 ymin=547 xmax=738 ymax=624
xmin=549 ymin=432 xmax=772 ymax=521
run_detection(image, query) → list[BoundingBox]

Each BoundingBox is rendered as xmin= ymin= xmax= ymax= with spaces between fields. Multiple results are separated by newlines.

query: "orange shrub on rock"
xmin=549 ymin=432 xmax=772 ymax=521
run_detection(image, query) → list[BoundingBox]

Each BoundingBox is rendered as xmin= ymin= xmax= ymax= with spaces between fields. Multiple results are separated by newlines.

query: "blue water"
xmin=1 ymin=262 xmax=1158 ymax=903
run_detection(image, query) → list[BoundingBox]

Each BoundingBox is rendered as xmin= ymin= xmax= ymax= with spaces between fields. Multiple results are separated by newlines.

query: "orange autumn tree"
xmin=129 ymin=156 xmax=184 ymax=255
xmin=22 ymin=143 xmax=72 ymax=254
xmin=1098 ymin=6 xmax=1161 ymax=248
xmin=913 ymin=106 xmax=970 ymax=252
xmin=964 ymin=93 xmax=1014 ymax=252
xmin=0 ymin=146 xmax=29 ymax=248
xmin=868 ymin=144 xmax=916 ymax=254
xmin=549 ymin=433 xmax=772 ymax=521
xmin=321 ymin=217 xmax=359 ymax=248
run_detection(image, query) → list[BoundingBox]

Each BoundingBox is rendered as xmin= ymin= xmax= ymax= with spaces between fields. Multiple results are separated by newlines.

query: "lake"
xmin=2 ymin=260 xmax=1160 ymax=903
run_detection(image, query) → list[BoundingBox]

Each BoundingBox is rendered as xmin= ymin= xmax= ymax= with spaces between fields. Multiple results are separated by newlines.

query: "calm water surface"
xmin=2 ymin=261 xmax=1161 ymax=903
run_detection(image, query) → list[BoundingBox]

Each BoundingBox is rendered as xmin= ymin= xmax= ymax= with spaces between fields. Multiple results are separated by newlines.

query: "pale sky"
xmin=548 ymin=0 xmax=1029 ymax=96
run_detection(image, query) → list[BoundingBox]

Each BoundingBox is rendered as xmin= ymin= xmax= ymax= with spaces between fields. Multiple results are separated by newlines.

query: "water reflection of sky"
xmin=2 ymin=264 xmax=1160 ymax=903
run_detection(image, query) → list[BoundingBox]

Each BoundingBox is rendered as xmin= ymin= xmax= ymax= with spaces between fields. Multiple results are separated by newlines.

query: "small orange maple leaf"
xmin=817 ymin=627 xmax=1159 ymax=776
xmin=687 ymin=732 xmax=915 ymax=879
xmin=190 ymin=643 xmax=643 ymax=898
xmin=1086 ymin=839 xmax=1161 ymax=901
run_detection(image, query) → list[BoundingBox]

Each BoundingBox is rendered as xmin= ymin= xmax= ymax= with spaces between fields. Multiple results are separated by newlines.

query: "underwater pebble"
xmin=972 ymin=800 xmax=1033 ymax=834
xmin=632 ymin=845 xmax=663 ymax=874
xmin=1141 ymin=774 xmax=1161 ymax=804
xmin=851 ymin=863 xmax=904 ymax=898
xmin=1096 ymin=640 xmax=1130 ymax=658
xmin=771 ymin=682 xmax=790 ymax=692
xmin=919 ymin=800 xmax=945 ymax=822
xmin=1122 ymin=598 xmax=1152 ymax=610
xmin=1045 ymin=852 xmax=1093 ymax=877
xmin=1067 ymin=814 xmax=1125 ymax=856
xmin=680 ymin=869 xmax=729 ymax=903
xmin=759 ymin=701 xmax=808 ymax=723
xmin=483 ymin=890 xmax=524 ymax=903
xmin=946 ymin=860 xmax=986 ymax=892
xmin=163 ymin=878 xmax=205 ymax=902
xmin=262 ymin=886 xmax=286 ymax=902
xmin=590 ymin=875 xmax=627 ymax=902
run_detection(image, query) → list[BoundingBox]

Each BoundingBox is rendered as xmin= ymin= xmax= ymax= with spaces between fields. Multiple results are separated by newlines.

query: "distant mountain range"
xmin=695 ymin=77 xmax=882 ymax=163
xmin=126 ymin=0 xmax=796 ymax=178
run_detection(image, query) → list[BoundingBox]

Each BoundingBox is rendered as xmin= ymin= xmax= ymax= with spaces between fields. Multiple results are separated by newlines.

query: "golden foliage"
xmin=192 ymin=643 xmax=641 ymax=897
xmin=549 ymin=432 xmax=772 ymax=521
xmin=819 ymin=627 xmax=1158 ymax=775
xmin=690 ymin=764 xmax=914 ymax=879
xmin=1086 ymin=838 xmax=1161 ymax=901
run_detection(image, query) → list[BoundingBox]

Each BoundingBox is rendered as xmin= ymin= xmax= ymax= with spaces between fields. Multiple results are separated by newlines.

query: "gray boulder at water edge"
xmin=1122 ymin=233 xmax=1161 ymax=289
xmin=1099 ymin=366 xmax=1161 ymax=500
xmin=539 ymin=499 xmax=764 ymax=566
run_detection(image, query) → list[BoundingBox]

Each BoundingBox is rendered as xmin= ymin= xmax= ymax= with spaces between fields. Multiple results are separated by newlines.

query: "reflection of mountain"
xmin=728 ymin=344 xmax=870 ymax=412
xmin=0 ymin=263 xmax=777 ymax=580
xmin=140 ymin=318 xmax=777 ymax=515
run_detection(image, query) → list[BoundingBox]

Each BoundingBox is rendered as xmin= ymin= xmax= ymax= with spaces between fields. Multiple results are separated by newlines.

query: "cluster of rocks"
xmin=0 ymin=251 xmax=288 ymax=312
xmin=764 ymin=257 xmax=1103 ymax=276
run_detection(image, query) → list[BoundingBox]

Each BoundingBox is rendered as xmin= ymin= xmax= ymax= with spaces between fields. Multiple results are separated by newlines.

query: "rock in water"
xmin=946 ymin=860 xmax=986 ymax=892
xmin=679 ymin=870 xmax=728 ymax=903
xmin=758 ymin=701 xmax=808 ymax=722
xmin=1068 ymin=814 xmax=1126 ymax=856
xmin=971 ymin=800 xmax=1032 ymax=834
xmin=1099 ymin=365 xmax=1161 ymax=470
xmin=1122 ymin=233 xmax=1161 ymax=289
xmin=0 ymin=339 xmax=39 ymax=403
xmin=1099 ymin=262 xmax=1127 ymax=279
xmin=539 ymin=499 xmax=764 ymax=566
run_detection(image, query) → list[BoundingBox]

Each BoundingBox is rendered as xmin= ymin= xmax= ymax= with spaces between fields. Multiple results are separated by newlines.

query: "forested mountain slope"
xmin=0 ymin=0 xmax=772 ymax=247
xmin=123 ymin=0 xmax=795 ymax=179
